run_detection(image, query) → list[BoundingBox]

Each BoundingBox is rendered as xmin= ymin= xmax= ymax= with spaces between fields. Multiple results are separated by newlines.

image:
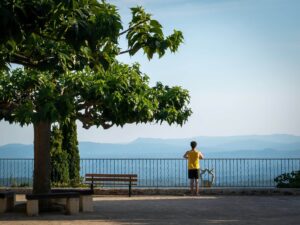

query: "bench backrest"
xmin=85 ymin=174 xmax=138 ymax=185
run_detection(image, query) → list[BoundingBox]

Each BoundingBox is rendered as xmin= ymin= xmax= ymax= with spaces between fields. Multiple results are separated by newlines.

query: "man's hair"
xmin=190 ymin=141 xmax=197 ymax=148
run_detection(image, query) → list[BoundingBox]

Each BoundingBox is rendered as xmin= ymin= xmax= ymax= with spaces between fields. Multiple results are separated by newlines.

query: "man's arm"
xmin=198 ymin=151 xmax=204 ymax=159
xmin=183 ymin=151 xmax=189 ymax=159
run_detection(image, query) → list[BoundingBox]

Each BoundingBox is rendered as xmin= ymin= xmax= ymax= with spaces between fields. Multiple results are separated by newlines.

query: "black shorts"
xmin=188 ymin=169 xmax=199 ymax=179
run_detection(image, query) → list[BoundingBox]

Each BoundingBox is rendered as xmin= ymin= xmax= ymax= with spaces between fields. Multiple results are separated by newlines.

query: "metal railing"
xmin=0 ymin=158 xmax=299 ymax=188
xmin=0 ymin=158 xmax=34 ymax=187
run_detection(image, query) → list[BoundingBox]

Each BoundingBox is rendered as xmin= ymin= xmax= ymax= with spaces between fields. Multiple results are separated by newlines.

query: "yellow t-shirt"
xmin=187 ymin=150 xmax=200 ymax=169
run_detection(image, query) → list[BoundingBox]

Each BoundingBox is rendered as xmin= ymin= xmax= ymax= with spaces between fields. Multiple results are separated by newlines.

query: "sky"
xmin=0 ymin=0 xmax=300 ymax=145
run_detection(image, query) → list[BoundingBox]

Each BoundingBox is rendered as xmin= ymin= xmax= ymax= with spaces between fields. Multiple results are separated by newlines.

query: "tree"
xmin=50 ymin=120 xmax=80 ymax=186
xmin=0 ymin=1 xmax=189 ymax=195
xmin=60 ymin=119 xmax=80 ymax=185
xmin=274 ymin=171 xmax=300 ymax=188
xmin=50 ymin=125 xmax=70 ymax=185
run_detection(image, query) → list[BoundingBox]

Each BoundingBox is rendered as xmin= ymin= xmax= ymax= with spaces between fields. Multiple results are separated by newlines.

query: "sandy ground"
xmin=1 ymin=195 xmax=300 ymax=225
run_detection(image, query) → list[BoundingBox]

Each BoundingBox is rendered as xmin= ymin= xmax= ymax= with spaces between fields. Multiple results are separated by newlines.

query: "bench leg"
xmin=80 ymin=195 xmax=93 ymax=212
xmin=0 ymin=198 xmax=7 ymax=213
xmin=129 ymin=182 xmax=132 ymax=197
xmin=66 ymin=197 xmax=79 ymax=215
xmin=27 ymin=200 xmax=39 ymax=216
xmin=6 ymin=194 xmax=15 ymax=212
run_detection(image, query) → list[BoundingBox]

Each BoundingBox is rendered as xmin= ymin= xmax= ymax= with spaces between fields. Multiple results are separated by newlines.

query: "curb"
xmin=1 ymin=187 xmax=300 ymax=196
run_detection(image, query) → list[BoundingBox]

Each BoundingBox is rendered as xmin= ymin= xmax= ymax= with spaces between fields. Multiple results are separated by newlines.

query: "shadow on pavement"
xmin=1 ymin=196 xmax=300 ymax=225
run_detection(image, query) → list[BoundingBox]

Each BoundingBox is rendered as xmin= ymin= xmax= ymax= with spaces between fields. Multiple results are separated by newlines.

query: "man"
xmin=183 ymin=141 xmax=204 ymax=195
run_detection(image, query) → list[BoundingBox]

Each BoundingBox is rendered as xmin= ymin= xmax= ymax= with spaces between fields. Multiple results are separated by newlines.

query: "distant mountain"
xmin=133 ymin=134 xmax=300 ymax=149
xmin=0 ymin=144 xmax=33 ymax=158
xmin=0 ymin=134 xmax=300 ymax=158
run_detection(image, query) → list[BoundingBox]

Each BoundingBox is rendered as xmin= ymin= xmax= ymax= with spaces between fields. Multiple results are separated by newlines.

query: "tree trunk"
xmin=33 ymin=121 xmax=51 ymax=194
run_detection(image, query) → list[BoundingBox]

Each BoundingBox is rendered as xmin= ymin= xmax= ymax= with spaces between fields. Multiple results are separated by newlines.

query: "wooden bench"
xmin=25 ymin=192 xmax=80 ymax=216
xmin=0 ymin=191 xmax=15 ymax=213
xmin=85 ymin=174 xmax=138 ymax=197
xmin=51 ymin=189 xmax=93 ymax=212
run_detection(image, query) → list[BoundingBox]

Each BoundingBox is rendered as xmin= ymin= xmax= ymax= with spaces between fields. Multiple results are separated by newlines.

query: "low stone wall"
xmin=1 ymin=187 xmax=300 ymax=196
xmin=93 ymin=188 xmax=300 ymax=196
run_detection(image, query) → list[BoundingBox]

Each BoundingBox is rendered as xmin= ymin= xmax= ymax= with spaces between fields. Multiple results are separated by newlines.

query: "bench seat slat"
xmin=0 ymin=192 xmax=15 ymax=198
xmin=26 ymin=192 xmax=80 ymax=200
xmin=51 ymin=189 xmax=93 ymax=195
xmin=87 ymin=182 xmax=137 ymax=185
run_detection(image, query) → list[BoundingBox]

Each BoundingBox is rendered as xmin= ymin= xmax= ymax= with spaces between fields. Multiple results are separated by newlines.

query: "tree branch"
xmin=10 ymin=53 xmax=58 ymax=69
xmin=118 ymin=19 xmax=149 ymax=36
xmin=10 ymin=53 xmax=40 ymax=68
xmin=77 ymin=111 xmax=114 ymax=130
xmin=119 ymin=49 xmax=131 ymax=55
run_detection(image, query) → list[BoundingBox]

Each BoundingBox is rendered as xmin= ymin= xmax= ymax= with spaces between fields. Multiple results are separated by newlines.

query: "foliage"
xmin=60 ymin=119 xmax=80 ymax=185
xmin=0 ymin=0 xmax=121 ymax=71
xmin=0 ymin=1 xmax=183 ymax=72
xmin=50 ymin=120 xmax=80 ymax=186
xmin=0 ymin=0 xmax=190 ymax=127
xmin=10 ymin=182 xmax=30 ymax=188
xmin=125 ymin=7 xmax=183 ymax=59
xmin=72 ymin=63 xmax=192 ymax=128
xmin=52 ymin=176 xmax=88 ymax=188
xmin=9 ymin=176 xmax=17 ymax=187
xmin=274 ymin=170 xmax=300 ymax=188
xmin=0 ymin=64 xmax=192 ymax=128
xmin=50 ymin=125 xmax=70 ymax=184
xmin=0 ymin=69 xmax=70 ymax=124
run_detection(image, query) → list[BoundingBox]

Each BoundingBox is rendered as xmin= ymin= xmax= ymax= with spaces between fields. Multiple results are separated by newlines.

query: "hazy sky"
xmin=0 ymin=0 xmax=299 ymax=145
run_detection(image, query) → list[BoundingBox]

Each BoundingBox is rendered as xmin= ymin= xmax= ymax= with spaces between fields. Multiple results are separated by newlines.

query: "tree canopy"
xmin=0 ymin=64 xmax=191 ymax=128
xmin=0 ymin=0 xmax=183 ymax=71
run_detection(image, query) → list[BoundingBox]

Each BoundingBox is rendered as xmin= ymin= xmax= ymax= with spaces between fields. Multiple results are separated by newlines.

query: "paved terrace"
xmin=1 ymin=194 xmax=300 ymax=225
